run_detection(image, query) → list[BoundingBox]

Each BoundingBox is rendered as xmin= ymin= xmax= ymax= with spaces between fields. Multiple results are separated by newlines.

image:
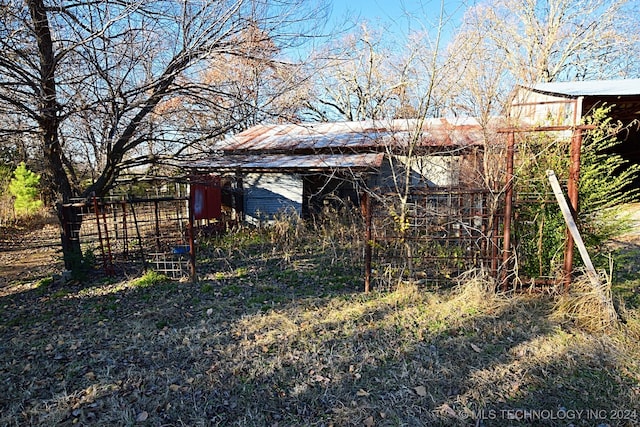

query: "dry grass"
xmin=1 ymin=223 xmax=639 ymax=426
xmin=551 ymin=271 xmax=620 ymax=333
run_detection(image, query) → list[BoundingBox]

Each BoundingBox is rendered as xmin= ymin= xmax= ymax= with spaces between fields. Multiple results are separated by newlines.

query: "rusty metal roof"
xmin=188 ymin=153 xmax=385 ymax=172
xmin=213 ymin=118 xmax=486 ymax=153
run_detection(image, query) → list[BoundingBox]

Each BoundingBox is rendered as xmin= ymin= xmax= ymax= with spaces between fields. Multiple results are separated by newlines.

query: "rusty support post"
xmin=362 ymin=192 xmax=372 ymax=293
xmin=563 ymin=127 xmax=583 ymax=291
xmin=100 ymin=201 xmax=115 ymax=275
xmin=188 ymin=192 xmax=197 ymax=282
xmin=93 ymin=196 xmax=108 ymax=274
xmin=154 ymin=200 xmax=161 ymax=251
xmin=501 ymin=131 xmax=515 ymax=290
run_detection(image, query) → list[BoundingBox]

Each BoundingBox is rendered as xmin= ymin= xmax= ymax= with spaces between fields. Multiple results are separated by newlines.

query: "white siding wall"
xmin=374 ymin=155 xmax=460 ymax=188
xmin=244 ymin=173 xmax=303 ymax=224
xmin=511 ymin=87 xmax=578 ymax=127
xmin=410 ymin=155 xmax=460 ymax=187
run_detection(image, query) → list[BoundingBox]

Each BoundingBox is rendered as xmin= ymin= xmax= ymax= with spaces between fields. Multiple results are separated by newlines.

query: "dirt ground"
xmin=0 ymin=217 xmax=63 ymax=292
xmin=1 ymin=208 xmax=639 ymax=426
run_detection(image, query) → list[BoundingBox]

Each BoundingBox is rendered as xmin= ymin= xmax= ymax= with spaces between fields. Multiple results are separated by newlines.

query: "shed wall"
xmin=243 ymin=173 xmax=303 ymax=223
xmin=511 ymin=87 xmax=579 ymax=127
xmin=373 ymin=154 xmax=462 ymax=188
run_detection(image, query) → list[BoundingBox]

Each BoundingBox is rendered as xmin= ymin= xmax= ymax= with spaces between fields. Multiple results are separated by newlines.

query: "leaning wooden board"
xmin=546 ymin=169 xmax=601 ymax=288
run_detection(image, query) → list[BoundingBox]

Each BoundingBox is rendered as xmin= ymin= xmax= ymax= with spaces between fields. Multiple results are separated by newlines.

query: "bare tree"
xmin=0 ymin=0 xmax=327 ymax=268
xmin=452 ymin=0 xmax=640 ymax=88
xmin=191 ymin=22 xmax=311 ymax=142
xmin=302 ymin=24 xmax=419 ymax=122
xmin=1 ymin=0 xmax=327 ymax=198
xmin=436 ymin=0 xmax=640 ymax=136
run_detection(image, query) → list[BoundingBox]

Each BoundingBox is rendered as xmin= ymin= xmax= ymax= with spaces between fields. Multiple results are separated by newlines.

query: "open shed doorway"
xmin=584 ymin=97 xmax=640 ymax=193
xmin=512 ymin=79 xmax=640 ymax=197
xmin=302 ymin=173 xmax=363 ymax=219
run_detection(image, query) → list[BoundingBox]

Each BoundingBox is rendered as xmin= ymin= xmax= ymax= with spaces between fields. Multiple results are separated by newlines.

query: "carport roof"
xmin=212 ymin=118 xmax=487 ymax=154
xmin=187 ymin=153 xmax=385 ymax=172
xmin=525 ymin=79 xmax=640 ymax=97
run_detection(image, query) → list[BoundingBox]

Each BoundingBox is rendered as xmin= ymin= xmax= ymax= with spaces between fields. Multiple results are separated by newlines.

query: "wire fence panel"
xmin=62 ymin=197 xmax=191 ymax=277
xmin=62 ymin=189 xmax=504 ymax=288
xmin=370 ymin=188 xmax=502 ymax=288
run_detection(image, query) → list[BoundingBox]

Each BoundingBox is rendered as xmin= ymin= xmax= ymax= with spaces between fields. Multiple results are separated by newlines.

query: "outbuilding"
xmin=186 ymin=118 xmax=489 ymax=223
xmin=511 ymin=78 xmax=640 ymax=188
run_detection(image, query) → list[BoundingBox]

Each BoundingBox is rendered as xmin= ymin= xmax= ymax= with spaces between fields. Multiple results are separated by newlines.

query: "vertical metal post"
xmin=93 ymin=196 xmax=108 ymax=274
xmin=501 ymin=131 xmax=515 ymax=290
xmin=563 ymin=127 xmax=583 ymax=291
xmin=561 ymin=97 xmax=584 ymax=291
xmin=362 ymin=192 xmax=372 ymax=293
xmin=100 ymin=201 xmax=115 ymax=275
xmin=188 ymin=190 xmax=197 ymax=282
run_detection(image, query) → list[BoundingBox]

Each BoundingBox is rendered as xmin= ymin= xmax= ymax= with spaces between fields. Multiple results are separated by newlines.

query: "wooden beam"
xmin=546 ymin=170 xmax=600 ymax=289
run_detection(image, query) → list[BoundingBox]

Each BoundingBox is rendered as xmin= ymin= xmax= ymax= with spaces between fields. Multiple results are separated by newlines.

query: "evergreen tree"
xmin=8 ymin=162 xmax=43 ymax=216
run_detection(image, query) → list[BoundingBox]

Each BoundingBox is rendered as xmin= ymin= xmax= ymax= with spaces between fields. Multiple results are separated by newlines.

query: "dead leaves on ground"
xmin=414 ymin=385 xmax=428 ymax=397
xmin=135 ymin=410 xmax=148 ymax=422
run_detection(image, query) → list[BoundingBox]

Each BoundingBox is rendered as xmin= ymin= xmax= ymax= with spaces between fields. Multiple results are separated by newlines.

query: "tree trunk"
xmin=28 ymin=0 xmax=79 ymax=272
xmin=58 ymin=203 xmax=84 ymax=272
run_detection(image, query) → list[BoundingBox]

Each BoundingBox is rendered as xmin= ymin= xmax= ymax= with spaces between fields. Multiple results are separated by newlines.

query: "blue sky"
xmin=288 ymin=0 xmax=472 ymax=59
xmin=329 ymin=0 xmax=469 ymax=39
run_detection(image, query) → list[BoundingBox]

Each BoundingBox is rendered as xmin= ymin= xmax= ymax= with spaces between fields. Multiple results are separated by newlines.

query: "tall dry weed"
xmin=551 ymin=271 xmax=620 ymax=332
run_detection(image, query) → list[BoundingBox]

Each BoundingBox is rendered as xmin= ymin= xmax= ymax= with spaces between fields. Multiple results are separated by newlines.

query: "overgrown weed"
xmin=1 ymin=207 xmax=639 ymax=426
xmin=551 ymin=271 xmax=620 ymax=333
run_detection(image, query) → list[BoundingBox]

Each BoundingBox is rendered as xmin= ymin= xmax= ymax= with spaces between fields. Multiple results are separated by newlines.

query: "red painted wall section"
xmin=190 ymin=175 xmax=222 ymax=220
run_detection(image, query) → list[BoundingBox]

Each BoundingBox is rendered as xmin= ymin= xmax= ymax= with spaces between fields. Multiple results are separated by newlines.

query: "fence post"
xmin=501 ymin=131 xmax=515 ymax=290
xmin=93 ymin=196 xmax=110 ymax=275
xmin=188 ymin=191 xmax=197 ymax=283
xmin=361 ymin=192 xmax=372 ymax=293
xmin=563 ymin=127 xmax=583 ymax=291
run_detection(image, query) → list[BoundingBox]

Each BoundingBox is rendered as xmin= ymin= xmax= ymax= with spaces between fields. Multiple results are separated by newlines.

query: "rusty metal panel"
xmin=368 ymin=188 xmax=502 ymax=287
xmin=190 ymin=153 xmax=385 ymax=171
xmin=213 ymin=118 xmax=487 ymax=153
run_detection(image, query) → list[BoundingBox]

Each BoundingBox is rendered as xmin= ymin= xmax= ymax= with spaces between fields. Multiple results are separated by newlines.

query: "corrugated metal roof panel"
xmin=189 ymin=153 xmax=385 ymax=171
xmin=213 ymin=118 xmax=487 ymax=153
xmin=527 ymin=79 xmax=640 ymax=97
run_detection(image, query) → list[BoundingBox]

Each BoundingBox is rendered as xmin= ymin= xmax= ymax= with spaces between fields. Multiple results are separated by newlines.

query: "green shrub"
xmin=514 ymin=106 xmax=639 ymax=279
xmin=132 ymin=270 xmax=168 ymax=288
xmin=8 ymin=162 xmax=43 ymax=217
